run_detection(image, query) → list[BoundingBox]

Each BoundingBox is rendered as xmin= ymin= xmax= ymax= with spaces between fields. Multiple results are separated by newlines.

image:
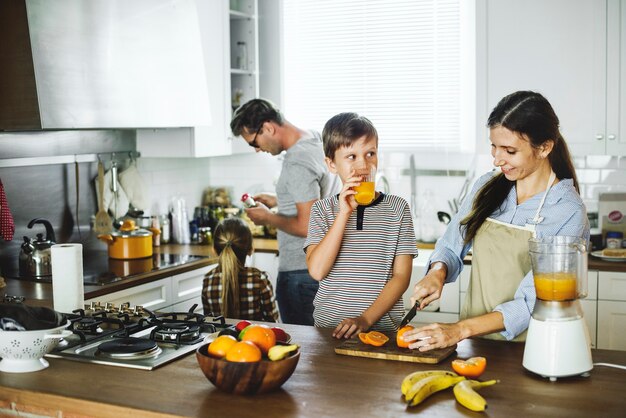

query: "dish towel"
xmin=0 ymin=178 xmax=15 ymax=241
xmin=119 ymin=161 xmax=151 ymax=212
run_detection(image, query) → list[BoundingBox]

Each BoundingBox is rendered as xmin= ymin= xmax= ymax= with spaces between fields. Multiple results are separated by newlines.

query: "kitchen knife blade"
xmin=399 ymin=300 xmax=420 ymax=328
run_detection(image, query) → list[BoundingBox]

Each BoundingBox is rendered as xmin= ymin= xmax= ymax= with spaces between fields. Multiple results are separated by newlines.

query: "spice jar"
xmin=198 ymin=227 xmax=213 ymax=246
xmin=241 ymin=193 xmax=257 ymax=208
xmin=160 ymin=215 xmax=171 ymax=244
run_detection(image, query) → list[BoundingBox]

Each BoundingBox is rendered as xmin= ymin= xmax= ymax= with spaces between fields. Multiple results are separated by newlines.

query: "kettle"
xmin=19 ymin=218 xmax=57 ymax=279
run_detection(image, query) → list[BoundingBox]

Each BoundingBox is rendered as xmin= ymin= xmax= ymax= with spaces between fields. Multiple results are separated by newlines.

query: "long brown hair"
xmin=461 ymin=91 xmax=579 ymax=244
xmin=213 ymin=217 xmax=253 ymax=317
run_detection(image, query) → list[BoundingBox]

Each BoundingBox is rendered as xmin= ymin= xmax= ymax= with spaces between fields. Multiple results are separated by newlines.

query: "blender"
xmin=523 ymin=236 xmax=593 ymax=381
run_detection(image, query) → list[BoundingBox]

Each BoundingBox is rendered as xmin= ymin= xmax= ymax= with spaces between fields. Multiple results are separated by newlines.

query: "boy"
xmin=304 ymin=113 xmax=417 ymax=339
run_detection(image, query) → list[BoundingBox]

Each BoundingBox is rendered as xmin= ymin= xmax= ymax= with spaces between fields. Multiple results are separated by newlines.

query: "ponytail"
xmin=218 ymin=244 xmax=241 ymax=318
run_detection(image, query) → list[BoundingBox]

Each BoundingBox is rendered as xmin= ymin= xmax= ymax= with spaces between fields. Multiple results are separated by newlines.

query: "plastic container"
xmin=236 ymin=41 xmax=248 ymax=70
xmin=606 ymin=231 xmax=623 ymax=249
xmin=241 ymin=193 xmax=256 ymax=208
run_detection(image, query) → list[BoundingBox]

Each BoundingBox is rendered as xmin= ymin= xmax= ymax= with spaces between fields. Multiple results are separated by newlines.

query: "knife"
xmin=399 ymin=300 xmax=421 ymax=329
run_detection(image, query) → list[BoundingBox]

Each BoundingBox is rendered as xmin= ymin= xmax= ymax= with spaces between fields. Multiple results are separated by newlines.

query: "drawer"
xmin=171 ymin=264 xmax=216 ymax=304
xmin=86 ymin=279 xmax=172 ymax=311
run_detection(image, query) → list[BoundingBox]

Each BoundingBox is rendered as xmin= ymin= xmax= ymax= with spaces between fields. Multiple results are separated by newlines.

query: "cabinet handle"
xmin=595 ymin=134 xmax=604 ymax=140
xmin=608 ymin=134 xmax=616 ymax=140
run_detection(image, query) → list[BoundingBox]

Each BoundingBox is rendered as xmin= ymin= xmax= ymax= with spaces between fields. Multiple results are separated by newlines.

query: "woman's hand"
xmin=401 ymin=322 xmax=465 ymax=351
xmin=338 ymin=170 xmax=361 ymax=215
xmin=410 ymin=262 xmax=447 ymax=309
xmin=332 ymin=316 xmax=370 ymax=339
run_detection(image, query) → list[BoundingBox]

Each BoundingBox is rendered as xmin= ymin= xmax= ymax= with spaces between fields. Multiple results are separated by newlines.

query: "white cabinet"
xmin=597 ymin=270 xmax=626 ymax=350
xmin=249 ymin=252 xmax=279 ymax=294
xmin=86 ymin=265 xmax=217 ymax=313
xmin=482 ymin=0 xmax=626 ymax=156
xmin=136 ymin=0 xmax=257 ymax=157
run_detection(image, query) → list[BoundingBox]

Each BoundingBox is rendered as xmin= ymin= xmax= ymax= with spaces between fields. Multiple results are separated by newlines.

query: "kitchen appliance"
xmin=18 ymin=218 xmax=56 ymax=279
xmin=522 ymin=236 xmax=593 ymax=381
xmin=98 ymin=220 xmax=159 ymax=259
xmin=47 ymin=302 xmax=231 ymax=370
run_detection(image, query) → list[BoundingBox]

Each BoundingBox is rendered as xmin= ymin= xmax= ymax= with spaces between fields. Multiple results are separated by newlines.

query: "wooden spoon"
xmin=94 ymin=161 xmax=112 ymax=234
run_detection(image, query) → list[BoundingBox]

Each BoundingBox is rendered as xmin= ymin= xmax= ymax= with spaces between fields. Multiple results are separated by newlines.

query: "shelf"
xmin=229 ymin=10 xmax=255 ymax=20
xmin=230 ymin=68 xmax=256 ymax=76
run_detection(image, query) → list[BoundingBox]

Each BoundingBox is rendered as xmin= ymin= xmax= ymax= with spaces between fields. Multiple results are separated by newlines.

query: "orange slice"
xmin=365 ymin=331 xmax=389 ymax=347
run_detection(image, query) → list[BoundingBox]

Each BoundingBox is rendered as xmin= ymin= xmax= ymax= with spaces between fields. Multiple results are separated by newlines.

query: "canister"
xmin=606 ymin=231 xmax=623 ymax=249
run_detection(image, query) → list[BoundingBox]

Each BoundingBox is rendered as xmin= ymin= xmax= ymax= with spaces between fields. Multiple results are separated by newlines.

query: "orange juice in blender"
xmin=534 ymin=272 xmax=578 ymax=301
xmin=354 ymin=167 xmax=375 ymax=205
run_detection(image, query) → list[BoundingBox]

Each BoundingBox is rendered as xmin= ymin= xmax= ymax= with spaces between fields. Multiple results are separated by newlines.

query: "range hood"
xmin=0 ymin=0 xmax=211 ymax=131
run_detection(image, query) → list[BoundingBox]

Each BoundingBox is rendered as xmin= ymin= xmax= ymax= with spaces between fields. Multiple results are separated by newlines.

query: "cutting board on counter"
xmin=335 ymin=337 xmax=456 ymax=364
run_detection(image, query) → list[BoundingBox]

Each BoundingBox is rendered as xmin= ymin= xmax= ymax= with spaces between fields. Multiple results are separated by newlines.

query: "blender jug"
xmin=528 ymin=236 xmax=587 ymax=301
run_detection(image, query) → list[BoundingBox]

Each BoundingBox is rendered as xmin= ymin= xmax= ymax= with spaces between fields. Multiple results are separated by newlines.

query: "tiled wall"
xmin=574 ymin=156 xmax=626 ymax=213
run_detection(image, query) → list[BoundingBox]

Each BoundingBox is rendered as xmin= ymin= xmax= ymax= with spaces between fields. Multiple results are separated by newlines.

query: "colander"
xmin=0 ymin=321 xmax=72 ymax=373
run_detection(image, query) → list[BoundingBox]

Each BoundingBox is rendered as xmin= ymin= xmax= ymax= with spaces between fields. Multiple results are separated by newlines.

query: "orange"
xmin=240 ymin=324 xmax=276 ymax=355
xmin=396 ymin=325 xmax=415 ymax=348
xmin=451 ymin=356 xmax=487 ymax=379
xmin=358 ymin=331 xmax=390 ymax=347
xmin=207 ymin=335 xmax=237 ymax=358
xmin=225 ymin=341 xmax=262 ymax=362
xmin=365 ymin=331 xmax=389 ymax=347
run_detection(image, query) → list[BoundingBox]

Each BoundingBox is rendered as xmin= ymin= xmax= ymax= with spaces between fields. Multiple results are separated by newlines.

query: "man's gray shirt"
xmin=275 ymin=130 xmax=340 ymax=272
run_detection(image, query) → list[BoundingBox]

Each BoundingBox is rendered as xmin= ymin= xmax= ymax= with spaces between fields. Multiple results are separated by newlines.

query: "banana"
xmin=405 ymin=375 xmax=466 ymax=407
xmin=453 ymin=379 xmax=499 ymax=412
xmin=400 ymin=370 xmax=459 ymax=396
xmin=267 ymin=344 xmax=299 ymax=361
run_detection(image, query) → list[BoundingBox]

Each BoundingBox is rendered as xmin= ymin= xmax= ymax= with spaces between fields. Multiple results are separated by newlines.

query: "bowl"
xmin=195 ymin=343 xmax=300 ymax=395
xmin=0 ymin=320 xmax=72 ymax=373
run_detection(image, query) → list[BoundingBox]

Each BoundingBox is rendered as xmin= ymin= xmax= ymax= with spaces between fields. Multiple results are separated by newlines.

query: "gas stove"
xmin=46 ymin=302 xmax=230 ymax=370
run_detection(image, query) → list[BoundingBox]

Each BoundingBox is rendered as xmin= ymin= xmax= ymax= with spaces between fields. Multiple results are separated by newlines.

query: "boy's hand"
xmin=338 ymin=170 xmax=361 ymax=215
xmin=332 ymin=315 xmax=370 ymax=339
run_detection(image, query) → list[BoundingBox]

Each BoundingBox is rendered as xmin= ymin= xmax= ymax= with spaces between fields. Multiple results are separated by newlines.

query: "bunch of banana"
xmin=453 ymin=379 xmax=499 ymax=412
xmin=404 ymin=373 xmax=466 ymax=407
xmin=400 ymin=370 xmax=459 ymax=396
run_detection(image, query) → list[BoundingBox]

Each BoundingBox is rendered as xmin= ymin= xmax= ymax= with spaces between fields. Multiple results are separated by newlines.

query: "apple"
xmin=234 ymin=320 xmax=251 ymax=333
xmin=271 ymin=326 xmax=289 ymax=343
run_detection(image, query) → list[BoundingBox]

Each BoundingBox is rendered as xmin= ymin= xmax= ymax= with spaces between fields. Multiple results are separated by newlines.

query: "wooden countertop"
xmin=1 ymin=239 xmax=278 ymax=306
xmin=1 ymin=323 xmax=625 ymax=417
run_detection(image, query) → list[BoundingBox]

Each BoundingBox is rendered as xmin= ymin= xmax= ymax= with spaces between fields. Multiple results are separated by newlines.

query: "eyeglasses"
xmin=247 ymin=125 xmax=263 ymax=149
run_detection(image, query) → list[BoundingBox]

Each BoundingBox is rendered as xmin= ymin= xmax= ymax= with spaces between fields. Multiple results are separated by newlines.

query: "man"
xmin=231 ymin=98 xmax=340 ymax=325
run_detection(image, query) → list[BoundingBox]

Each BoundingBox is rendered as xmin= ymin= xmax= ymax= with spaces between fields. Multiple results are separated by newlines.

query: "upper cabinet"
xmin=137 ymin=0 xmax=266 ymax=158
xmin=482 ymin=0 xmax=626 ymax=156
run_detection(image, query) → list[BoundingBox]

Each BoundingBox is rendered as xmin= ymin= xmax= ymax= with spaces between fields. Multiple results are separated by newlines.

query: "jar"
xmin=151 ymin=216 xmax=161 ymax=247
xmin=606 ymin=231 xmax=623 ymax=249
xmin=198 ymin=227 xmax=213 ymax=246
xmin=236 ymin=41 xmax=248 ymax=70
xmin=241 ymin=193 xmax=256 ymax=208
xmin=160 ymin=215 xmax=171 ymax=244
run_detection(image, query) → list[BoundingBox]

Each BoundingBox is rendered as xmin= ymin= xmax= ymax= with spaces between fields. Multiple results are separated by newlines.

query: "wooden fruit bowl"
xmin=195 ymin=343 xmax=300 ymax=395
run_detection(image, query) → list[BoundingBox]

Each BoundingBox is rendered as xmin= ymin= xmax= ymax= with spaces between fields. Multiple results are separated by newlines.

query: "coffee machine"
xmin=523 ymin=236 xmax=593 ymax=381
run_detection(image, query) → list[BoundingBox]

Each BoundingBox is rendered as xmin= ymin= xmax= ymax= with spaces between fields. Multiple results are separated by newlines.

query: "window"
xmin=282 ymin=0 xmax=466 ymax=150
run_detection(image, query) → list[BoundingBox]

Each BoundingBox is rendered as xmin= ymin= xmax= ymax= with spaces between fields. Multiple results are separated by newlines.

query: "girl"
xmin=202 ymin=217 xmax=278 ymax=322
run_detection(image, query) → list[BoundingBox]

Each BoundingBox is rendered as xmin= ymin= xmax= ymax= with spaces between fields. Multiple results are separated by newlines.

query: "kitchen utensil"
xmin=94 ymin=161 xmax=112 ymax=234
xmin=523 ymin=236 xmax=593 ymax=381
xmin=97 ymin=220 xmax=159 ymax=259
xmin=111 ymin=161 xmax=119 ymax=219
xmin=335 ymin=337 xmax=456 ymax=364
xmin=196 ymin=342 xmax=300 ymax=395
xmin=18 ymin=218 xmax=57 ymax=279
xmin=0 ymin=321 xmax=72 ymax=373
xmin=399 ymin=300 xmax=420 ymax=328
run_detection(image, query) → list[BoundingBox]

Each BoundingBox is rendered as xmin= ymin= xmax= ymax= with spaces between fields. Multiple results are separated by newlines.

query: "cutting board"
xmin=335 ymin=336 xmax=456 ymax=364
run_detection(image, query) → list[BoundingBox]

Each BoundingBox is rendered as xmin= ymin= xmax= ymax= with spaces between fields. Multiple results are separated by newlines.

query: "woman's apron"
xmin=460 ymin=172 xmax=556 ymax=342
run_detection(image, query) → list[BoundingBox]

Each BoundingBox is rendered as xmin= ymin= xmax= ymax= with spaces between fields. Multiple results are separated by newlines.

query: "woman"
xmin=403 ymin=91 xmax=589 ymax=351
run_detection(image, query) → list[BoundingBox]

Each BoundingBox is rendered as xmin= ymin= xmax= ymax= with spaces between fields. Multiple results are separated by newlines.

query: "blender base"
xmin=523 ymin=316 xmax=593 ymax=380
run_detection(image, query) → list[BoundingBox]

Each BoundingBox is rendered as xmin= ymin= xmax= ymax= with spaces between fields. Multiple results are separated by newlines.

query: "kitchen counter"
xmin=0 ymin=323 xmax=625 ymax=417
xmin=1 ymin=238 xmax=278 ymax=306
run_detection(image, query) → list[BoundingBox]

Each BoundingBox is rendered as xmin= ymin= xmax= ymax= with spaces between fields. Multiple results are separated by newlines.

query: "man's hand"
xmin=253 ymin=193 xmax=277 ymax=208
xmin=245 ymin=202 xmax=272 ymax=225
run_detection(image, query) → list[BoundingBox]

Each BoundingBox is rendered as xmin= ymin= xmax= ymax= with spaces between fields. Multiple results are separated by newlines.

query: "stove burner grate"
xmin=97 ymin=337 xmax=162 ymax=360
xmin=150 ymin=322 xmax=203 ymax=344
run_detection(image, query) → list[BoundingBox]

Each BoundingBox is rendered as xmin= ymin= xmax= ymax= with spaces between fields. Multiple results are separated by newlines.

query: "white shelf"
xmin=230 ymin=68 xmax=256 ymax=76
xmin=230 ymin=10 xmax=255 ymax=20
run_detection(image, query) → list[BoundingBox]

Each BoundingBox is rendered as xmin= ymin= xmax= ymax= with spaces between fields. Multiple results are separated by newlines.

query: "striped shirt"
xmin=202 ymin=266 xmax=279 ymax=322
xmin=304 ymin=193 xmax=417 ymax=332
xmin=430 ymin=171 xmax=590 ymax=340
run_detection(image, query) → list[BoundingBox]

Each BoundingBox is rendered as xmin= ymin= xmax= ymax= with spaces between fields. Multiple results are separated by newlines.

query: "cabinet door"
xmin=597 ymin=301 xmax=626 ymax=350
xmin=85 ymin=279 xmax=172 ymax=311
xmin=606 ymin=0 xmax=626 ymax=154
xmin=249 ymin=252 xmax=279 ymax=293
xmin=486 ymin=0 xmax=606 ymax=155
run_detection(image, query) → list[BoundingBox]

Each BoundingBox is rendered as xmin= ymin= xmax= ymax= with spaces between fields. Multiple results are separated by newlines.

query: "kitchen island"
xmin=1 ymin=323 xmax=625 ymax=417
